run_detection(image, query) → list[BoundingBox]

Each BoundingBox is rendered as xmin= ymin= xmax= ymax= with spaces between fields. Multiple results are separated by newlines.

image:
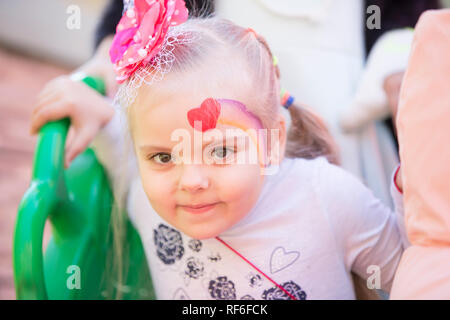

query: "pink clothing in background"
xmin=390 ymin=9 xmax=450 ymax=299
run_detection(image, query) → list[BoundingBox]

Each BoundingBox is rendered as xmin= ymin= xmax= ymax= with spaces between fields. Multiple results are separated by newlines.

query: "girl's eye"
xmin=150 ymin=153 xmax=173 ymax=164
xmin=211 ymin=146 xmax=235 ymax=162
xmin=213 ymin=147 xmax=227 ymax=158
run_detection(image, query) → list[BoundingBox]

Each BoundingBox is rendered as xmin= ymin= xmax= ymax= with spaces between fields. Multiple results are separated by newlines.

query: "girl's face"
xmin=131 ymin=85 xmax=285 ymax=240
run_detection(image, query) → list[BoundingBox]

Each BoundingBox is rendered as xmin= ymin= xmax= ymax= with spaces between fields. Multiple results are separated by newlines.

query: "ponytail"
xmin=247 ymin=32 xmax=340 ymax=165
xmin=285 ymin=103 xmax=340 ymax=165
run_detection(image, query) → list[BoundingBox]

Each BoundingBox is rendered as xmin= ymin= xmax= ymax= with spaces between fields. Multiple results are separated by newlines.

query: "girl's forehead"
xmin=135 ymin=93 xmax=261 ymax=123
xmin=132 ymin=95 xmax=264 ymax=147
xmin=132 ymin=96 xmax=193 ymax=142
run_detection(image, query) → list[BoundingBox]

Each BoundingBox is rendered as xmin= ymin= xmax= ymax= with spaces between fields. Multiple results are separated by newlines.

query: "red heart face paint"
xmin=187 ymin=98 xmax=221 ymax=132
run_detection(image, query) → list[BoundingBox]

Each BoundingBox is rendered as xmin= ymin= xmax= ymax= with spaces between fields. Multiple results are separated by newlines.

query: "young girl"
xmin=31 ymin=0 xmax=408 ymax=300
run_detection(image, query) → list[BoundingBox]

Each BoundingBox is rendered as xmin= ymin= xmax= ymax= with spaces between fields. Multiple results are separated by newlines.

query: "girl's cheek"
xmin=141 ymin=170 xmax=175 ymax=209
xmin=215 ymin=163 xmax=261 ymax=201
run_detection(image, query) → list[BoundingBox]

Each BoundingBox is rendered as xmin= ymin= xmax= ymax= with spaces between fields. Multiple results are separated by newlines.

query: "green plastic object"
xmin=13 ymin=76 xmax=155 ymax=300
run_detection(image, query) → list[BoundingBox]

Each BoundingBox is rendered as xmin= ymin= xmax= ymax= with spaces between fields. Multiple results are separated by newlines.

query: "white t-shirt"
xmin=128 ymin=157 xmax=406 ymax=300
xmin=90 ymin=119 xmax=407 ymax=299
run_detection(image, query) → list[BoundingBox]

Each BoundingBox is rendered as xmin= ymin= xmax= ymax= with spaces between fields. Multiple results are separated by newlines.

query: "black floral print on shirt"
xmin=188 ymin=239 xmax=202 ymax=252
xmin=185 ymin=257 xmax=205 ymax=279
xmin=261 ymin=280 xmax=307 ymax=300
xmin=207 ymin=252 xmax=221 ymax=262
xmin=153 ymin=224 xmax=184 ymax=265
xmin=208 ymin=276 xmax=236 ymax=300
xmin=247 ymin=273 xmax=263 ymax=288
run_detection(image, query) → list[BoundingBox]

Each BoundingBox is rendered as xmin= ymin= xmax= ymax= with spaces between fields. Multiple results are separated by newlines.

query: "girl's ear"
xmin=268 ymin=113 xmax=287 ymax=166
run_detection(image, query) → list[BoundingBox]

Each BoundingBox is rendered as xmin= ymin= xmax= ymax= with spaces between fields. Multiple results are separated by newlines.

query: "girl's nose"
xmin=178 ymin=164 xmax=209 ymax=192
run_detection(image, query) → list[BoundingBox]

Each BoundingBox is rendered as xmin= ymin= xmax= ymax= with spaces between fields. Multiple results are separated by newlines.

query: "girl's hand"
xmin=30 ymin=75 xmax=115 ymax=168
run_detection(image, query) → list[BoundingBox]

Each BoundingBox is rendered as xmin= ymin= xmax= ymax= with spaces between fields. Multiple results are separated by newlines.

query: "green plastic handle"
xmin=13 ymin=76 xmax=106 ymax=299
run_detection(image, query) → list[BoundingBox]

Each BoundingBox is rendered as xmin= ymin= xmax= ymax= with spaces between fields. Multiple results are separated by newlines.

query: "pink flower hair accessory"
xmin=109 ymin=0 xmax=189 ymax=83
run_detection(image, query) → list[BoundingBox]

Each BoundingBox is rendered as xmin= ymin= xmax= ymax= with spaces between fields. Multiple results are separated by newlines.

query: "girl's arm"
xmin=89 ymin=102 xmax=138 ymax=207
xmin=78 ymin=31 xmax=138 ymax=199
xmin=30 ymin=30 xmax=135 ymax=204
xmin=316 ymin=159 xmax=408 ymax=294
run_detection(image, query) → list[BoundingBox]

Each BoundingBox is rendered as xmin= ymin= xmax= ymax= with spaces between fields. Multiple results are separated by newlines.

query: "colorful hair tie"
xmin=280 ymin=89 xmax=295 ymax=109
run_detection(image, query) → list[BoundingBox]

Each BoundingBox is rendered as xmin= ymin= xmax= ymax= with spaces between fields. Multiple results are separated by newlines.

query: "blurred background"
xmin=0 ymin=0 xmax=108 ymax=300
xmin=1 ymin=0 xmax=450 ymax=300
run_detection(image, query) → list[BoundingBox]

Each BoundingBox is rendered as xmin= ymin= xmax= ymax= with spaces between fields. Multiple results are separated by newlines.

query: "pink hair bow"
xmin=109 ymin=0 xmax=189 ymax=83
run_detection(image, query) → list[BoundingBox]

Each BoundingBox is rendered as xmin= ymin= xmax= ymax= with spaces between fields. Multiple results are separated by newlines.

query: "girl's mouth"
xmin=178 ymin=202 xmax=219 ymax=214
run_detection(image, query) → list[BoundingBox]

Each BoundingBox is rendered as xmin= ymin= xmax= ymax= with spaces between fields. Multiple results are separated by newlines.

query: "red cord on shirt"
xmin=215 ymin=236 xmax=298 ymax=300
